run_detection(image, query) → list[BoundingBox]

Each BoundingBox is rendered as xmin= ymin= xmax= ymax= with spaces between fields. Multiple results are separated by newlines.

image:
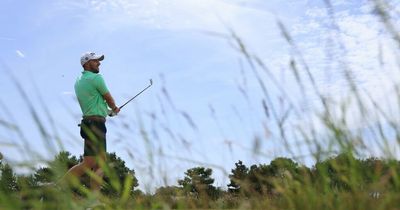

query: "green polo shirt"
xmin=75 ymin=71 xmax=109 ymax=117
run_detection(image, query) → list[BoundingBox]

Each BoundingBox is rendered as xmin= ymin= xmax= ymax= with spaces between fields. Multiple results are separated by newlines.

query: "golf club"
xmin=109 ymin=79 xmax=153 ymax=116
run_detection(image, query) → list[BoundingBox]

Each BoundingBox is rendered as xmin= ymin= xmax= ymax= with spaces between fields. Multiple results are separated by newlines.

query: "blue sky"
xmin=1 ymin=0 xmax=400 ymax=192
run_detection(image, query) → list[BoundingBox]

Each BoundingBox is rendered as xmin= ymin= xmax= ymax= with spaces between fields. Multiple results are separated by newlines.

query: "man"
xmin=60 ymin=52 xmax=120 ymax=193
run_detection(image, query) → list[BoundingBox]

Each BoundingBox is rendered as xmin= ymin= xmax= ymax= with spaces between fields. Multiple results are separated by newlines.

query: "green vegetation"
xmin=0 ymin=152 xmax=399 ymax=209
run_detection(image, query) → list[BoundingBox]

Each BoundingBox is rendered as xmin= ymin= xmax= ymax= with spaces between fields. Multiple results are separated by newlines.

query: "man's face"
xmin=87 ymin=59 xmax=101 ymax=73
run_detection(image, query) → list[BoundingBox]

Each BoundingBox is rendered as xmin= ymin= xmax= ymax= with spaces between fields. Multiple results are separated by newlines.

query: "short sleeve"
xmin=94 ymin=74 xmax=109 ymax=95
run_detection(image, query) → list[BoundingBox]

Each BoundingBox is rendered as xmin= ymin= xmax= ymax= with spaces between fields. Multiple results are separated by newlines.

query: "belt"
xmin=82 ymin=116 xmax=106 ymax=123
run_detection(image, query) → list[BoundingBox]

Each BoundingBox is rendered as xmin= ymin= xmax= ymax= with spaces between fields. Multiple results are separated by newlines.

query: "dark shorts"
xmin=80 ymin=119 xmax=107 ymax=156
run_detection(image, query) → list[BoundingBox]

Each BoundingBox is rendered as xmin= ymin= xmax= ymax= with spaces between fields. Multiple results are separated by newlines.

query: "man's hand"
xmin=104 ymin=92 xmax=120 ymax=117
xmin=108 ymin=107 xmax=120 ymax=117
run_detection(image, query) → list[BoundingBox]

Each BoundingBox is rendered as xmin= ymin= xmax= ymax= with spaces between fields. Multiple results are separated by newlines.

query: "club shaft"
xmin=119 ymin=83 xmax=152 ymax=109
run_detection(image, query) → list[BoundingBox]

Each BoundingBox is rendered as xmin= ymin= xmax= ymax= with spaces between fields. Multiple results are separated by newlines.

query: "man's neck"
xmin=84 ymin=69 xmax=99 ymax=73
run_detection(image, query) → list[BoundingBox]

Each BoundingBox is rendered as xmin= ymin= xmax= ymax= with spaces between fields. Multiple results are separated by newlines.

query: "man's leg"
xmin=90 ymin=152 xmax=107 ymax=192
xmin=81 ymin=120 xmax=107 ymax=193
xmin=59 ymin=156 xmax=97 ymax=186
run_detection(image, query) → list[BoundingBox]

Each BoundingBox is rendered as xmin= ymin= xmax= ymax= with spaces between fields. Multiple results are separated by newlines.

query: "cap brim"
xmin=96 ymin=55 xmax=104 ymax=61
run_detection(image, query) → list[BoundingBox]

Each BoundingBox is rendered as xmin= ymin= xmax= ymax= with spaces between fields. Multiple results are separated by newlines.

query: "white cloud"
xmin=57 ymin=0 xmax=274 ymax=32
xmin=331 ymin=0 xmax=352 ymax=7
xmin=291 ymin=19 xmax=321 ymax=35
xmin=278 ymin=1 xmax=400 ymax=158
xmin=16 ymin=50 xmax=25 ymax=58
xmin=305 ymin=7 xmax=327 ymax=18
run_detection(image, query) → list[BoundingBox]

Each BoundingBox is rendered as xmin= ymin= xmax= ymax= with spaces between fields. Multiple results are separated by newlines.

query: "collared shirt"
xmin=74 ymin=71 xmax=109 ymax=117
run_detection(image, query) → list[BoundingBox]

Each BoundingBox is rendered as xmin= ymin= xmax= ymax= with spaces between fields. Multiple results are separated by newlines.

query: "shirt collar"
xmin=82 ymin=70 xmax=94 ymax=74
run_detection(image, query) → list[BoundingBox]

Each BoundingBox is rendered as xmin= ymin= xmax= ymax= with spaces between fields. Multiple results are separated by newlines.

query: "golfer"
xmin=60 ymin=52 xmax=120 ymax=192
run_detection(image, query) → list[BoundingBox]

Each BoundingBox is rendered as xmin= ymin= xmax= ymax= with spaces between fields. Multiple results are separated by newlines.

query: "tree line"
xmin=1 ymin=151 xmax=399 ymax=208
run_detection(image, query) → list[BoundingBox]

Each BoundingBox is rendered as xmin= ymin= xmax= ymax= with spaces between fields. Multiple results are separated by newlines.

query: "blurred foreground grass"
xmin=0 ymin=152 xmax=399 ymax=209
xmin=1 ymin=0 xmax=400 ymax=209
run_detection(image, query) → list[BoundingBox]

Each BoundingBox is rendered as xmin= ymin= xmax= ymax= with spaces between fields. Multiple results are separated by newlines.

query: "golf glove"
xmin=108 ymin=109 xmax=118 ymax=117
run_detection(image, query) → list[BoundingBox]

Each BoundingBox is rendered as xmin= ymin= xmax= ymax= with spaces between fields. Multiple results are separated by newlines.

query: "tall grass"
xmin=1 ymin=0 xmax=400 ymax=209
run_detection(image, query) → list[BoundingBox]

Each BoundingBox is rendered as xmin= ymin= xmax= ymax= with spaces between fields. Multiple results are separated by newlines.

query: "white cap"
xmin=80 ymin=52 xmax=104 ymax=66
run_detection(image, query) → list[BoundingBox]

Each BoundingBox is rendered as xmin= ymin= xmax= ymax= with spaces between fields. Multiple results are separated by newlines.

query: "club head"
xmin=150 ymin=79 xmax=153 ymax=85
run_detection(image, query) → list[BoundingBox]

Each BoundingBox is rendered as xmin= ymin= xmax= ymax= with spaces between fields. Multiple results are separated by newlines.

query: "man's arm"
xmin=103 ymin=92 xmax=120 ymax=114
